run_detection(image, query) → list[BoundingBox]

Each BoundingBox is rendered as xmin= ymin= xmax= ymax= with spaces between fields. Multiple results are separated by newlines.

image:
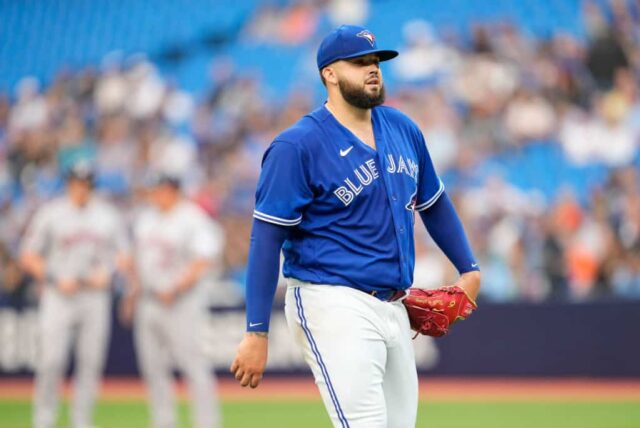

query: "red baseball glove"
xmin=402 ymin=286 xmax=478 ymax=337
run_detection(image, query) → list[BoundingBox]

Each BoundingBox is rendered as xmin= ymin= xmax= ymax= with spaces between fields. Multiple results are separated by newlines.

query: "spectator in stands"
xmin=542 ymin=215 xmax=569 ymax=300
xmin=595 ymin=90 xmax=637 ymax=166
xmin=244 ymin=1 xmax=320 ymax=45
xmin=0 ymin=243 xmax=31 ymax=309
xmin=94 ymin=61 xmax=128 ymax=116
xmin=95 ymin=115 xmax=136 ymax=195
xmin=8 ymin=78 xmax=49 ymax=134
xmin=503 ymin=88 xmax=556 ymax=144
xmin=0 ymin=92 xmax=10 ymax=138
xmin=56 ymin=113 xmax=96 ymax=173
xmin=327 ymin=0 xmax=369 ymax=26
xmin=585 ymin=27 xmax=630 ymax=90
xmin=392 ymin=20 xmax=462 ymax=83
xmin=125 ymin=60 xmax=166 ymax=121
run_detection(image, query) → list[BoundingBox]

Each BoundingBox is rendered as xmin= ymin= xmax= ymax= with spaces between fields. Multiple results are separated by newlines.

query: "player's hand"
xmin=453 ymin=270 xmax=481 ymax=301
xmin=155 ymin=289 xmax=177 ymax=307
xmin=230 ymin=332 xmax=268 ymax=388
xmin=86 ymin=267 xmax=110 ymax=290
xmin=57 ymin=278 xmax=79 ymax=295
xmin=119 ymin=294 xmax=137 ymax=327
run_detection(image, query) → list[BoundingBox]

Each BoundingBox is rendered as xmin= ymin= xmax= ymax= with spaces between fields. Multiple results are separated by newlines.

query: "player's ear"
xmin=321 ymin=66 xmax=338 ymax=86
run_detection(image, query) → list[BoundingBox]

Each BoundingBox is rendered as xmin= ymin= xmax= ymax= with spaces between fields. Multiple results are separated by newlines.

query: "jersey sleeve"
xmin=20 ymin=206 xmax=52 ymax=255
xmin=253 ymin=140 xmax=313 ymax=226
xmin=414 ymin=130 xmax=444 ymax=211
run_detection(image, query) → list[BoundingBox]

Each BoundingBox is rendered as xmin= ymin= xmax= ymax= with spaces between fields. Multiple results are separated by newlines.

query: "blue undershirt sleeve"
xmin=419 ymin=191 xmax=479 ymax=274
xmin=245 ymin=218 xmax=290 ymax=332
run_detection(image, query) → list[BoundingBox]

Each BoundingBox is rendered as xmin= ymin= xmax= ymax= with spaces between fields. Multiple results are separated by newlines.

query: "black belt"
xmin=368 ymin=289 xmax=407 ymax=302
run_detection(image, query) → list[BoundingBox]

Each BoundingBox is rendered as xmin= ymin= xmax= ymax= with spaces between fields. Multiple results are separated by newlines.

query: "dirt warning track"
xmin=1 ymin=377 xmax=639 ymax=402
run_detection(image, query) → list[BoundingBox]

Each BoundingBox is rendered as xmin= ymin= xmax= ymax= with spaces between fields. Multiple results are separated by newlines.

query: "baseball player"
xmin=124 ymin=173 xmax=223 ymax=428
xmin=20 ymin=161 xmax=128 ymax=428
xmin=231 ymin=25 xmax=481 ymax=427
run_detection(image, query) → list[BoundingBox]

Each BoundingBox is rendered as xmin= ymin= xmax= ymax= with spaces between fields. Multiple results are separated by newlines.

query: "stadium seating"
xmin=1 ymin=0 xmax=588 ymax=93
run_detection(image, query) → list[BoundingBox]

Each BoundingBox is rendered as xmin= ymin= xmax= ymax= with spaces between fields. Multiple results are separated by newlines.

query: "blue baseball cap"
xmin=317 ymin=25 xmax=399 ymax=70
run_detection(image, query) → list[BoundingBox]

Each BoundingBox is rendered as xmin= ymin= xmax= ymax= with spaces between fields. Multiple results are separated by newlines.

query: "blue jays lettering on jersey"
xmin=254 ymin=105 xmax=444 ymax=294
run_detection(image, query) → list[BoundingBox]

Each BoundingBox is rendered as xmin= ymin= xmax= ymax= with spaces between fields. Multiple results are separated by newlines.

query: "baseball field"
xmin=1 ymin=377 xmax=639 ymax=428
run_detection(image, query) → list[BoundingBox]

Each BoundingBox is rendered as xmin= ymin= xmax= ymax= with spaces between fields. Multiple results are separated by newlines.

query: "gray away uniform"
xmin=21 ymin=195 xmax=127 ymax=428
xmin=133 ymin=200 xmax=223 ymax=428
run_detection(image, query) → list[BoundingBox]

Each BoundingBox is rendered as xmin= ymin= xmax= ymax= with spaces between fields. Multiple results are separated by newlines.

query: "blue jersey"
xmin=254 ymin=105 xmax=443 ymax=294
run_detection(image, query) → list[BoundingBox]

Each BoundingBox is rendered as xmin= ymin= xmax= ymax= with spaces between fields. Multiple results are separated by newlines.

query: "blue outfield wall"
xmin=432 ymin=300 xmax=640 ymax=377
xmin=1 ymin=299 xmax=639 ymax=377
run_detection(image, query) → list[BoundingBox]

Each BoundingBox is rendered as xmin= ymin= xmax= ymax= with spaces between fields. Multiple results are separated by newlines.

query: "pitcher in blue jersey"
xmin=231 ymin=25 xmax=481 ymax=427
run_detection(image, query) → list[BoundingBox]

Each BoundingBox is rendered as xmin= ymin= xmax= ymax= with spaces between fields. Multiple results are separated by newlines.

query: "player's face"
xmin=67 ymin=178 xmax=92 ymax=205
xmin=335 ymin=54 xmax=385 ymax=109
xmin=149 ymin=184 xmax=179 ymax=211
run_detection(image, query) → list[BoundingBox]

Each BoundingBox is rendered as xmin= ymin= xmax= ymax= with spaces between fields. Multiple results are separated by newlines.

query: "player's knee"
xmin=319 ymin=387 xmax=386 ymax=427
xmin=75 ymin=353 xmax=105 ymax=375
xmin=37 ymin=353 xmax=66 ymax=374
xmin=180 ymin=365 xmax=212 ymax=385
xmin=386 ymin=413 xmax=416 ymax=428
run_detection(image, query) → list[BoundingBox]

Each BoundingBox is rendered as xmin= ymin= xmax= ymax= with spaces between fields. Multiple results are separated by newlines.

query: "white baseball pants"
xmin=284 ymin=280 xmax=418 ymax=428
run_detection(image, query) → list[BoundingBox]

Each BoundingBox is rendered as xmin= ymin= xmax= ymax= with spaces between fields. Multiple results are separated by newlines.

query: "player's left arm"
xmin=171 ymin=212 xmax=223 ymax=298
xmin=412 ymin=126 xmax=480 ymax=299
xmin=231 ymin=218 xmax=289 ymax=388
xmin=87 ymin=206 xmax=131 ymax=290
xmin=418 ymin=193 xmax=480 ymax=300
xmin=19 ymin=206 xmax=51 ymax=284
xmin=173 ymin=258 xmax=213 ymax=295
xmin=119 ymin=217 xmax=141 ymax=326
xmin=155 ymin=259 xmax=213 ymax=307
xmin=232 ymin=139 xmax=312 ymax=388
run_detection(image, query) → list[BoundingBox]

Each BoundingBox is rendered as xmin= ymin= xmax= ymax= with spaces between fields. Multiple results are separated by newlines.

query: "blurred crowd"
xmin=1 ymin=0 xmax=640 ymax=308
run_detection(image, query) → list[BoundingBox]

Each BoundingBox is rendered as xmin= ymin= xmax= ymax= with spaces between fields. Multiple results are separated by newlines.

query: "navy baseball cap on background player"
xmin=316 ymin=25 xmax=399 ymax=69
xmin=65 ymin=160 xmax=95 ymax=184
xmin=145 ymin=171 xmax=181 ymax=188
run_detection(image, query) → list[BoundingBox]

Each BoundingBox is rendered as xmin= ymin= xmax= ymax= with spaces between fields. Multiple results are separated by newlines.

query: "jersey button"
xmin=392 ymin=195 xmax=398 ymax=201
xmin=399 ymin=227 xmax=405 ymax=233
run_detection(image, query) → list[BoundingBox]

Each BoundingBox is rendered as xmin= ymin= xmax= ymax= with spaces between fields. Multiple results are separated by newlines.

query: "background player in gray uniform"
xmin=122 ymin=173 xmax=223 ymax=428
xmin=20 ymin=162 xmax=128 ymax=428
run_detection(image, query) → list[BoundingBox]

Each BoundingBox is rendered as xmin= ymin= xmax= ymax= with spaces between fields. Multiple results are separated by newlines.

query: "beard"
xmin=338 ymin=78 xmax=386 ymax=109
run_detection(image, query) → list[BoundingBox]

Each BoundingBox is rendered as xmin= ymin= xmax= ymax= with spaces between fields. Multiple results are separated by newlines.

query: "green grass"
xmin=0 ymin=400 xmax=639 ymax=427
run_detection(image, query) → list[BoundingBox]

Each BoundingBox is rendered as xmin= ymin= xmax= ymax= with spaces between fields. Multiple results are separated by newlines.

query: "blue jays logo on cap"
xmin=356 ymin=30 xmax=375 ymax=47
xmin=317 ymin=25 xmax=398 ymax=70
